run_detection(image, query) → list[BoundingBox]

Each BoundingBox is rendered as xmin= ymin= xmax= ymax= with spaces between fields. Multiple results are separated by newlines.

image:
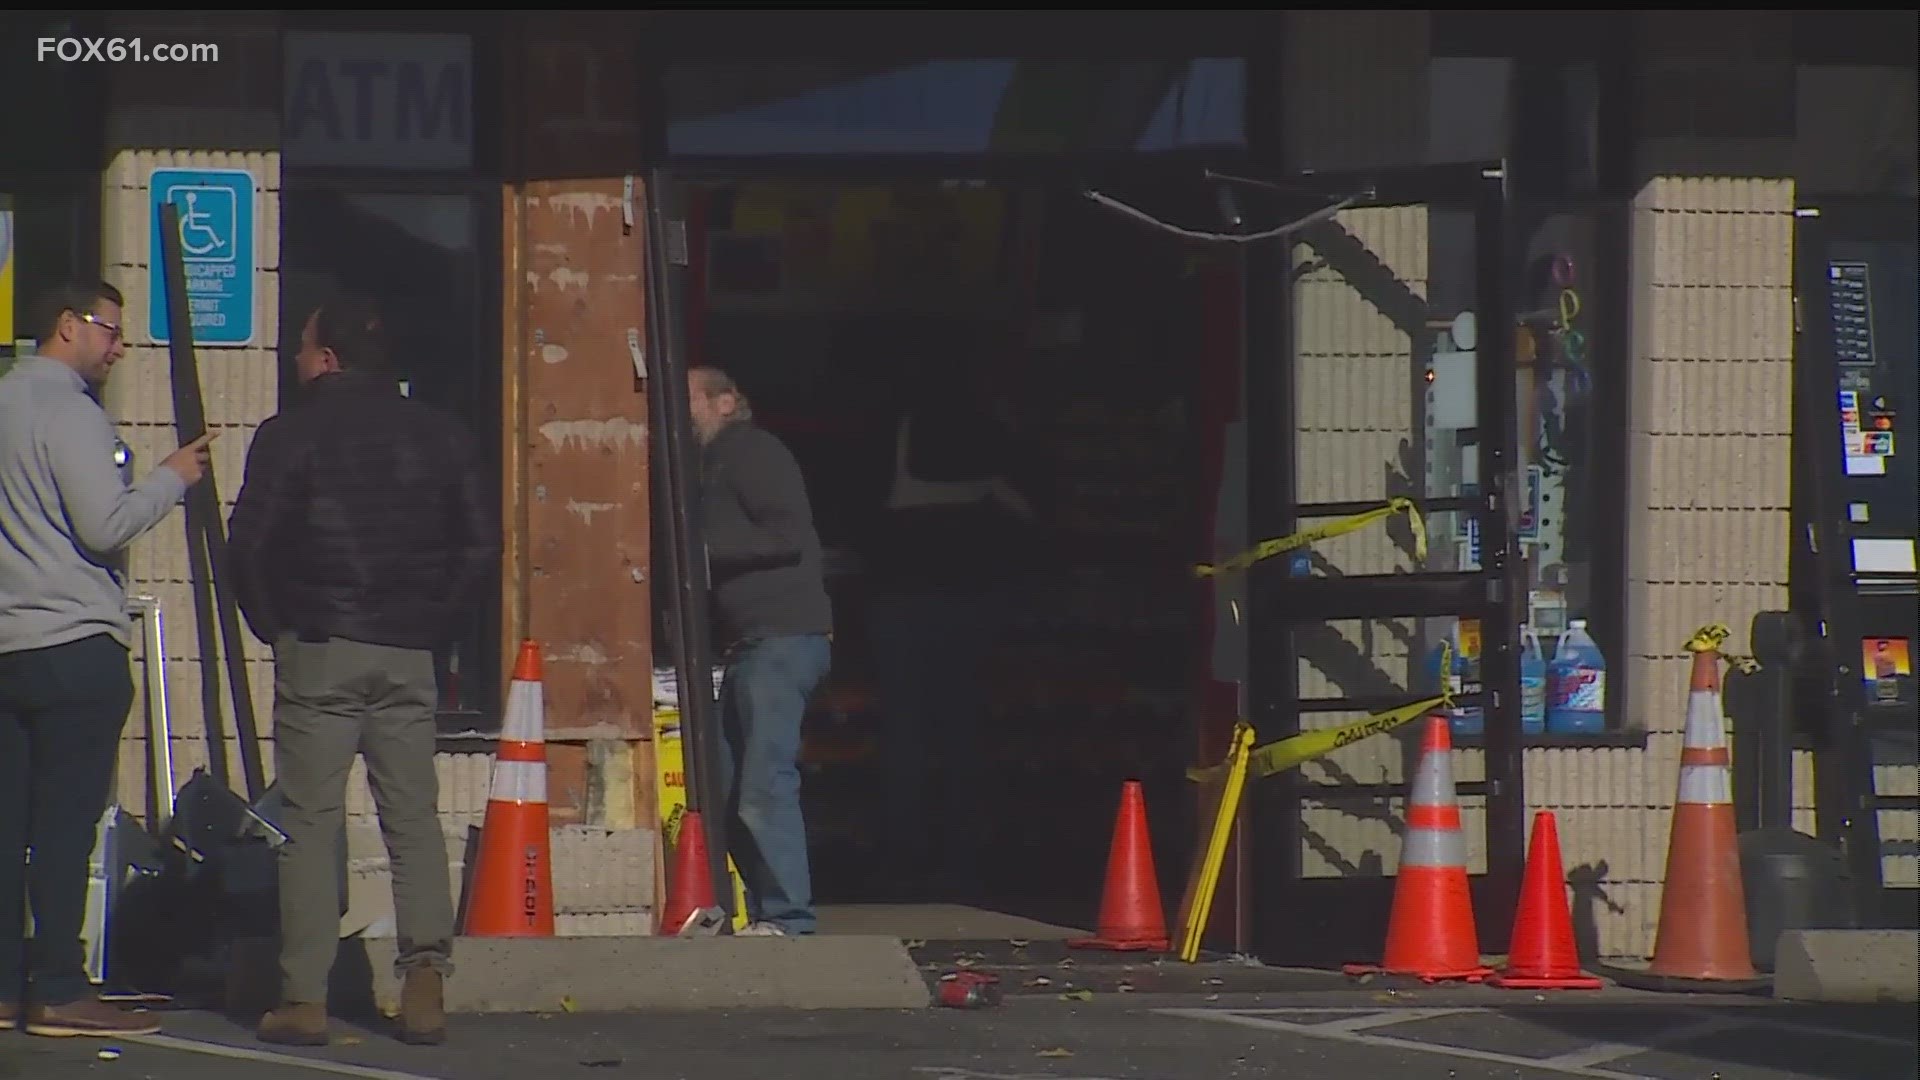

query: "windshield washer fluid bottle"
xmin=1546 ymin=619 xmax=1607 ymax=735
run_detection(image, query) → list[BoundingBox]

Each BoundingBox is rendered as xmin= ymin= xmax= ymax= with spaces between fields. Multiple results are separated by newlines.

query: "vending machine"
xmin=1788 ymin=198 xmax=1918 ymax=928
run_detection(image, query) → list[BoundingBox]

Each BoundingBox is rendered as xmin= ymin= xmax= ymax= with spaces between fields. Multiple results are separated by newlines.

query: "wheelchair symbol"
xmin=164 ymin=186 xmax=235 ymax=262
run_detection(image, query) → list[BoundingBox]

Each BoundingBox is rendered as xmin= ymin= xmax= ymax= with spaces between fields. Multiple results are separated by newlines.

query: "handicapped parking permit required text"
xmin=185 ymin=263 xmax=240 ymax=327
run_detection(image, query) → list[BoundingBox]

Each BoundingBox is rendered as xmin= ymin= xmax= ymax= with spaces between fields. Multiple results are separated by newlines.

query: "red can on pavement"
xmin=937 ymin=970 xmax=1002 ymax=1009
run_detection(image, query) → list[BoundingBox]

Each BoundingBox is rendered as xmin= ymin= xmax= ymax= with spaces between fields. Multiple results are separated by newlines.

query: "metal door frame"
xmin=1244 ymin=160 xmax=1528 ymax=964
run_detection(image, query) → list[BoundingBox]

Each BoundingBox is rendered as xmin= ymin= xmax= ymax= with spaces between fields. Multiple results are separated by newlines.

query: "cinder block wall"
xmin=94 ymin=24 xmax=504 ymax=879
xmin=100 ymin=24 xmax=284 ymax=816
xmin=1538 ymin=15 xmax=1801 ymax=959
xmin=1559 ymin=174 xmax=1796 ymax=958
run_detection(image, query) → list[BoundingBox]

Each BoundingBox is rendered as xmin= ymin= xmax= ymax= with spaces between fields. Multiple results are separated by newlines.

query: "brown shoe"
xmin=257 ymin=1002 xmax=329 ymax=1046
xmin=0 ymin=1001 xmax=17 ymax=1030
xmin=397 ymin=968 xmax=445 ymax=1046
xmin=23 ymin=998 xmax=162 ymax=1038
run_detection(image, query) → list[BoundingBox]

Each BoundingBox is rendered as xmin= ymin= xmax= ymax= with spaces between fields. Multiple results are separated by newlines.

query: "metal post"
xmin=1475 ymin=160 xmax=1527 ymax=933
xmin=128 ymin=596 xmax=178 ymax=832
xmin=643 ymin=171 xmax=734 ymax=920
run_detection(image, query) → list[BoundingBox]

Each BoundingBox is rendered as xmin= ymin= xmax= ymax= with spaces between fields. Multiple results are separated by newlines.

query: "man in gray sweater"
xmin=0 ymin=281 xmax=212 ymax=1038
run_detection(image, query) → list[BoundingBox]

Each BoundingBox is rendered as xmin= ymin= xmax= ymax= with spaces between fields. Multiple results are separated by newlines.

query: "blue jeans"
xmin=715 ymin=633 xmax=831 ymax=934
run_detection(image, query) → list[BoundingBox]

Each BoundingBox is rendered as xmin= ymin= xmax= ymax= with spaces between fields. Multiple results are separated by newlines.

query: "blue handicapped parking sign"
xmin=148 ymin=168 xmax=255 ymax=347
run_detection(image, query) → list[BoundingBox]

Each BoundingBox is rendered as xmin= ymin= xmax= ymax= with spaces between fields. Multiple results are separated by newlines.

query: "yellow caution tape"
xmin=1175 ymin=722 xmax=1256 ymax=963
xmin=1685 ymin=623 xmax=1732 ymax=654
xmin=1193 ymin=497 xmax=1427 ymax=578
xmin=1187 ymin=643 xmax=1456 ymax=784
xmin=1685 ymin=622 xmax=1760 ymax=674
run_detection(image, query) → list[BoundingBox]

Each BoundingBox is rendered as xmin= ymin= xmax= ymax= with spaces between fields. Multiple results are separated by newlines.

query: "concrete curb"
xmin=227 ymin=934 xmax=932 ymax=1015
xmin=1773 ymin=929 xmax=1920 ymax=1004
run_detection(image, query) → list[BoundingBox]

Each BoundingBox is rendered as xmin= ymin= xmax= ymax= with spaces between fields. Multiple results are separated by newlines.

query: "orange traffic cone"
xmin=661 ymin=810 xmax=722 ymax=936
xmin=1489 ymin=811 xmax=1603 ymax=990
xmin=1645 ymin=647 xmax=1757 ymax=981
xmin=1345 ymin=715 xmax=1493 ymax=982
xmin=463 ymin=641 xmax=555 ymax=937
xmin=1068 ymin=780 xmax=1170 ymax=952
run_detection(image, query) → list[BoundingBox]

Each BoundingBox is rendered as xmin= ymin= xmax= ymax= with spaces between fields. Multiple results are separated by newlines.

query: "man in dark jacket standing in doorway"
xmin=227 ymin=296 xmax=495 ymax=1047
xmin=687 ymin=366 xmax=833 ymax=937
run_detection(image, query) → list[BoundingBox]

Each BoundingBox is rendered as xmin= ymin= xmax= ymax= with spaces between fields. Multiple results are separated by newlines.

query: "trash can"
xmin=1737 ymin=827 xmax=1858 ymax=973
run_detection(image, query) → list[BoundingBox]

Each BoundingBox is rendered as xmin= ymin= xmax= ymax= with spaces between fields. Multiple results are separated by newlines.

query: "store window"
xmin=1425 ymin=47 xmax=1633 ymax=741
xmin=0 ymin=188 xmax=97 ymax=373
xmin=279 ymin=184 xmax=501 ymax=730
xmin=663 ymin=59 xmax=1246 ymax=157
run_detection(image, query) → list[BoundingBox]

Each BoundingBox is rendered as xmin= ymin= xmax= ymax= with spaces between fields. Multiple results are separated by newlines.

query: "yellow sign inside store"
xmin=654 ymin=708 xmax=748 ymax=932
xmin=1 ymin=196 xmax=15 ymax=343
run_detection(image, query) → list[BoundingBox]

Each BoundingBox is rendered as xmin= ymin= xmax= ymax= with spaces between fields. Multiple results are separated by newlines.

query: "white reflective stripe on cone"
xmin=1682 ymin=691 xmax=1728 ymax=749
xmin=500 ymin=683 xmax=546 ymax=744
xmin=1401 ymin=825 xmax=1467 ymax=869
xmin=1677 ymin=764 xmax=1732 ymax=806
xmin=488 ymin=759 xmax=548 ymax=804
xmin=1410 ymin=753 xmax=1457 ymax=807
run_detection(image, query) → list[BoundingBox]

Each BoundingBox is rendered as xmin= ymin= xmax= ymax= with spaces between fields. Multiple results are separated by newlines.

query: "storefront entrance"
xmin=1241 ymin=162 xmax=1529 ymax=964
xmin=643 ymin=164 xmax=1229 ymax=924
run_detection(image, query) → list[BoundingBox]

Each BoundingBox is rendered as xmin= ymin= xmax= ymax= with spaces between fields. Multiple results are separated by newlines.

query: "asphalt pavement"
xmin=3 ymin=992 xmax=1913 ymax=1080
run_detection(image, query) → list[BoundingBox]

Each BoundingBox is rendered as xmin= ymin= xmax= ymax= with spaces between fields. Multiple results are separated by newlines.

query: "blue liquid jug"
xmin=1546 ymin=619 xmax=1607 ymax=735
xmin=1520 ymin=626 xmax=1547 ymax=735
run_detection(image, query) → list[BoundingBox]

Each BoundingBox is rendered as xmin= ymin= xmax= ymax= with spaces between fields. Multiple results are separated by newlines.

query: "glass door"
xmin=1242 ymin=161 xmax=1527 ymax=964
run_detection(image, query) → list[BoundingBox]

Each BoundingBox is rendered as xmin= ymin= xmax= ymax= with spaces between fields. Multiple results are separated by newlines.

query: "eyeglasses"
xmin=77 ymin=312 xmax=123 ymax=341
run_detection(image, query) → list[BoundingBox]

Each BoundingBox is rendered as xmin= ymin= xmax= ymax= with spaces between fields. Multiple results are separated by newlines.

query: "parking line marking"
xmin=1540 ymin=1016 xmax=1745 ymax=1069
xmin=1752 ymin=1015 xmax=1918 ymax=1051
xmin=1315 ymin=1008 xmax=1486 ymax=1033
xmin=1156 ymin=1008 xmax=1647 ymax=1079
xmin=122 ymin=1033 xmax=445 ymax=1080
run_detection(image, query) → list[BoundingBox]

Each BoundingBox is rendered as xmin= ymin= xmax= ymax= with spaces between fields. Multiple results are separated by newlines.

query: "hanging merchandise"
xmin=1428 ymin=618 xmax=1483 ymax=736
xmin=1546 ymin=619 xmax=1607 ymax=735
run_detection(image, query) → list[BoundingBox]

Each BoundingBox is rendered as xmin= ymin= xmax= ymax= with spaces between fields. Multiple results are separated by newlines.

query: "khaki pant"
xmin=272 ymin=636 xmax=453 ymax=1005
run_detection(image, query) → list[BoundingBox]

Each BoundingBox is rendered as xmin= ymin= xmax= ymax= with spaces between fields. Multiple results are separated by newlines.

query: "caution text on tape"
xmin=1194 ymin=497 xmax=1428 ymax=578
xmin=1188 ymin=643 xmax=1455 ymax=784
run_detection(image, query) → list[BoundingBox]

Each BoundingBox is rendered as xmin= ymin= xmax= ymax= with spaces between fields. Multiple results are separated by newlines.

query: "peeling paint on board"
xmin=542 ymin=343 xmax=570 ymax=364
xmin=548 ymin=642 xmax=611 ymax=666
xmin=537 ymin=418 xmax=647 ymax=453
xmin=545 ymin=191 xmax=621 ymax=226
xmin=548 ymin=266 xmax=590 ymax=292
xmin=567 ymin=499 xmax=617 ymax=526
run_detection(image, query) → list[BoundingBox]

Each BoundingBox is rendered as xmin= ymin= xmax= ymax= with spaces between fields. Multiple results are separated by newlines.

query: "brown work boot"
xmin=256 ymin=1002 xmax=329 ymax=1046
xmin=397 ymin=968 xmax=445 ymax=1046
xmin=23 ymin=998 xmax=162 ymax=1038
